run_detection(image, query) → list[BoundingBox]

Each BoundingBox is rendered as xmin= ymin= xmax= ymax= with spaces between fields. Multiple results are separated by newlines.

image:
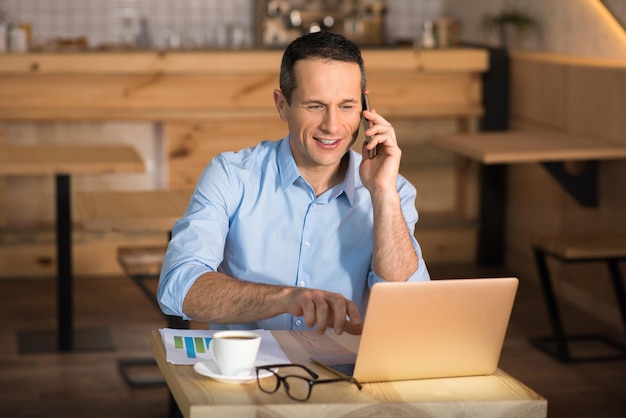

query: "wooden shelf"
xmin=434 ymin=127 xmax=626 ymax=165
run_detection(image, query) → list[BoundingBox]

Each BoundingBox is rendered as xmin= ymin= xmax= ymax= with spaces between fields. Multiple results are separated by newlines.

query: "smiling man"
xmin=157 ymin=31 xmax=430 ymax=336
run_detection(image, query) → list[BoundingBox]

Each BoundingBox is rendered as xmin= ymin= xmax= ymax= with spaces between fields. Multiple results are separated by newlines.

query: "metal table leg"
xmin=18 ymin=175 xmax=114 ymax=353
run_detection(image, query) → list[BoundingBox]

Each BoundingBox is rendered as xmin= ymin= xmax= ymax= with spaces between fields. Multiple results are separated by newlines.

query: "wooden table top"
xmin=76 ymin=189 xmax=192 ymax=232
xmin=0 ymin=144 xmax=145 ymax=175
xmin=151 ymin=330 xmax=547 ymax=418
xmin=434 ymin=129 xmax=626 ymax=164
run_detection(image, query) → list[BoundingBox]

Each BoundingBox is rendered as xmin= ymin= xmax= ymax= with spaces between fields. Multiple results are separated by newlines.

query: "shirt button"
xmin=295 ymin=319 xmax=303 ymax=326
xmin=299 ymin=281 xmax=306 ymax=287
xmin=304 ymin=241 xmax=311 ymax=247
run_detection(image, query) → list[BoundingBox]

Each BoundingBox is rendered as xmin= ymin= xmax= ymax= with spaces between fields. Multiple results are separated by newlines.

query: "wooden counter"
xmin=0 ymin=49 xmax=488 ymax=121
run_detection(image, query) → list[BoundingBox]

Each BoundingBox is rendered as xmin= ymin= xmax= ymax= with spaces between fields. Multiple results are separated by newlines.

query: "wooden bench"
xmin=531 ymin=235 xmax=626 ymax=362
xmin=118 ymin=245 xmax=167 ymax=281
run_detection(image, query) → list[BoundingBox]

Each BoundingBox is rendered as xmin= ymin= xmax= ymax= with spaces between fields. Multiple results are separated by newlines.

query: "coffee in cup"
xmin=209 ymin=330 xmax=261 ymax=377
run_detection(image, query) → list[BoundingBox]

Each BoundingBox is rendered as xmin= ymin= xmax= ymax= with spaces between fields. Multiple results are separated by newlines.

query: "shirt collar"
xmin=278 ymin=135 xmax=357 ymax=207
xmin=278 ymin=135 xmax=301 ymax=188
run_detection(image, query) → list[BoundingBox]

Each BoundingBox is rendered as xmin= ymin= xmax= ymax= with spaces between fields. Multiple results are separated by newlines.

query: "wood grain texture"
xmin=0 ymin=229 xmax=168 ymax=278
xmin=165 ymin=119 xmax=286 ymax=189
xmin=0 ymin=49 xmax=487 ymax=121
xmin=434 ymin=128 xmax=626 ymax=164
xmin=76 ymin=189 xmax=191 ymax=232
xmin=0 ymin=144 xmax=145 ymax=175
xmin=509 ymin=51 xmax=626 ymax=145
xmin=0 ymin=49 xmax=487 ymax=75
xmin=151 ymin=330 xmax=546 ymax=418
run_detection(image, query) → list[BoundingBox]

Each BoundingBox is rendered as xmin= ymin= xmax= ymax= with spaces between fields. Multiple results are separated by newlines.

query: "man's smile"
xmin=315 ymin=137 xmax=341 ymax=146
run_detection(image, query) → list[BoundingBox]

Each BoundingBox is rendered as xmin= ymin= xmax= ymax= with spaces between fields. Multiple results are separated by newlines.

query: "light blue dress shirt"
xmin=157 ymin=135 xmax=430 ymax=331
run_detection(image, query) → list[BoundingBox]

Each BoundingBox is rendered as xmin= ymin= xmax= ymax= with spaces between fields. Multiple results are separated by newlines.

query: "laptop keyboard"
xmin=330 ymin=363 xmax=355 ymax=377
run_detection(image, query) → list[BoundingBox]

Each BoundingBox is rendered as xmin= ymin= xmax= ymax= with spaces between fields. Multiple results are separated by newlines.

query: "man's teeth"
xmin=318 ymin=139 xmax=338 ymax=145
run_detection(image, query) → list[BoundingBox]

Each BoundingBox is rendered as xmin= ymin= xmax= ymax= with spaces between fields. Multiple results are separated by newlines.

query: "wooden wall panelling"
xmin=415 ymin=224 xmax=477 ymax=266
xmin=0 ymin=230 xmax=167 ymax=278
xmin=453 ymin=117 xmax=480 ymax=222
xmin=367 ymin=73 xmax=483 ymax=118
xmin=566 ymin=65 xmax=626 ymax=143
xmin=0 ymin=123 xmax=4 ymax=228
xmin=452 ymin=156 xmax=480 ymax=222
xmin=166 ymin=118 xmax=287 ymax=190
xmin=395 ymin=116 xmax=479 ymax=264
xmin=601 ymin=160 xmax=626 ymax=234
xmin=395 ymin=118 xmax=459 ymax=214
xmin=509 ymin=55 xmax=568 ymax=129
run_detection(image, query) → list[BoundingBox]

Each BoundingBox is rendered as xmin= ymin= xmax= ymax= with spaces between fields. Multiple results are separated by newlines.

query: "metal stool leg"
xmin=608 ymin=260 xmax=626 ymax=330
xmin=530 ymin=248 xmax=626 ymax=362
xmin=530 ymin=247 xmax=571 ymax=361
xmin=170 ymin=392 xmax=181 ymax=417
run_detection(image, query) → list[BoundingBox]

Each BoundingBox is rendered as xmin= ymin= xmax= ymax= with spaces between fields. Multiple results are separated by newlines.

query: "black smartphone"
xmin=362 ymin=94 xmax=376 ymax=159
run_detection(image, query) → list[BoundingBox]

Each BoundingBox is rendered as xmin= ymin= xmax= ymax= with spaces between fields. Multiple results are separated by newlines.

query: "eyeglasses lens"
xmin=257 ymin=370 xmax=280 ymax=393
xmin=283 ymin=375 xmax=311 ymax=401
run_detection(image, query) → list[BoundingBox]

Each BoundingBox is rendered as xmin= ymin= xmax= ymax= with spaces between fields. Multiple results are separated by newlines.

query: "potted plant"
xmin=480 ymin=2 xmax=539 ymax=49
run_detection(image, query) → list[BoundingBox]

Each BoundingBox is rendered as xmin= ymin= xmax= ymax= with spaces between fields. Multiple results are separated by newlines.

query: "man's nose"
xmin=320 ymin=108 xmax=340 ymax=132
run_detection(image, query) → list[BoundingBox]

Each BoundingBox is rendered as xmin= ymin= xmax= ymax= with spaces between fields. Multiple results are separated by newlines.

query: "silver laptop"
xmin=311 ymin=277 xmax=519 ymax=383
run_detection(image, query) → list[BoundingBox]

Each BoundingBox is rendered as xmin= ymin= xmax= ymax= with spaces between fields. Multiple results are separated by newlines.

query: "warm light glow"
xmin=593 ymin=0 xmax=626 ymax=45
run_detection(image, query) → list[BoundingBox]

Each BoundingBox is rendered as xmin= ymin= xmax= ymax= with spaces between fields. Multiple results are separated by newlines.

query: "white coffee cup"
xmin=209 ymin=330 xmax=261 ymax=377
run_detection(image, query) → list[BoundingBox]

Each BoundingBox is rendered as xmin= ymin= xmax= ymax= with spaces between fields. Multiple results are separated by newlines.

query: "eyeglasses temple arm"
xmin=313 ymin=377 xmax=363 ymax=390
xmin=256 ymin=363 xmax=319 ymax=379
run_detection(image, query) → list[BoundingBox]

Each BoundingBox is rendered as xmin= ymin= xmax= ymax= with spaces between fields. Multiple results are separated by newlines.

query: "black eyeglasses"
xmin=256 ymin=363 xmax=362 ymax=401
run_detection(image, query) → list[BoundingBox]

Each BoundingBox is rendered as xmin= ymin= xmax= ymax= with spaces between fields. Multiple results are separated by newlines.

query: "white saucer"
xmin=193 ymin=360 xmax=274 ymax=384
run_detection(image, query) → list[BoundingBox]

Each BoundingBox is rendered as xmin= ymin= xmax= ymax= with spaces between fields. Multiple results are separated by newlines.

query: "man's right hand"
xmin=286 ymin=287 xmax=363 ymax=335
xmin=182 ymin=273 xmax=363 ymax=334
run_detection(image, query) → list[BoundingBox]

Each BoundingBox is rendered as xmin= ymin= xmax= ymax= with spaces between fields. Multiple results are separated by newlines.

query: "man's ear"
xmin=273 ymin=89 xmax=289 ymax=121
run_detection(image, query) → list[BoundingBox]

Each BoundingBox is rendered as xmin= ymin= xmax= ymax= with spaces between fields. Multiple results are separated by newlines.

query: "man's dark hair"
xmin=279 ymin=31 xmax=366 ymax=104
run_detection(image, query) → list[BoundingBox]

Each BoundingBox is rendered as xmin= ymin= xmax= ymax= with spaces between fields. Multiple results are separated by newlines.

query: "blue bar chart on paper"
xmin=160 ymin=328 xmax=289 ymax=365
xmin=173 ymin=335 xmax=213 ymax=359
xmin=160 ymin=328 xmax=218 ymax=365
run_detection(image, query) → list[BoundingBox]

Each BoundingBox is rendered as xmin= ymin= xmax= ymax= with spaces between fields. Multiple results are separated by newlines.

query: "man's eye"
xmin=308 ymin=105 xmax=323 ymax=110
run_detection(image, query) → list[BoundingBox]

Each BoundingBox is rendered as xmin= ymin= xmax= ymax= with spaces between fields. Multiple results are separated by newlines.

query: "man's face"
xmin=275 ymin=58 xmax=363 ymax=171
